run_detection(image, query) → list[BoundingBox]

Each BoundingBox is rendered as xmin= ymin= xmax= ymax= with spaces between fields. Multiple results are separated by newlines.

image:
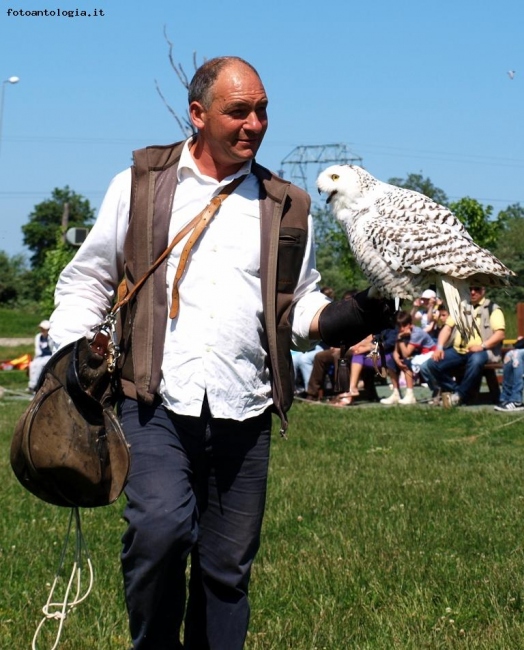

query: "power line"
xmin=279 ymin=144 xmax=363 ymax=192
xmin=5 ymin=135 xmax=524 ymax=167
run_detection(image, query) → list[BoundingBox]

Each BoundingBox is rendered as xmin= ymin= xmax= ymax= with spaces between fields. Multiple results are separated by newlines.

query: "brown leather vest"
xmin=116 ymin=141 xmax=311 ymax=432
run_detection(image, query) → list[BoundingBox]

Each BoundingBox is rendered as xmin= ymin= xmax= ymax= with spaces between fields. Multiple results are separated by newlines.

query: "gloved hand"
xmin=318 ymin=288 xmax=398 ymax=347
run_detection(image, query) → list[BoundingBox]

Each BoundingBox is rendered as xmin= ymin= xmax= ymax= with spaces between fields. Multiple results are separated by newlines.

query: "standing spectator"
xmin=494 ymin=341 xmax=524 ymax=412
xmin=27 ymin=319 xmax=52 ymax=392
xmin=425 ymin=286 xmax=505 ymax=406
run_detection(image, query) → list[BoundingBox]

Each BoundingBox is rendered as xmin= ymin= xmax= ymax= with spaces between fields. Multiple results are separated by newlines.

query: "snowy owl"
xmin=316 ymin=164 xmax=515 ymax=340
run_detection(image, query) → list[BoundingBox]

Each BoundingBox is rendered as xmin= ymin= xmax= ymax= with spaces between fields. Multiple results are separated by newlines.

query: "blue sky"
xmin=1 ymin=0 xmax=522 ymax=258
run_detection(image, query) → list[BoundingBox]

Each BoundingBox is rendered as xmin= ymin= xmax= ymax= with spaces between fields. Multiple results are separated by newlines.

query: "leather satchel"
xmin=10 ymin=329 xmax=129 ymax=507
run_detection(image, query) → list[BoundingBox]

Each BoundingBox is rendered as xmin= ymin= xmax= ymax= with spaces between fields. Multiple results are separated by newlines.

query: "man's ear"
xmin=189 ymin=101 xmax=206 ymax=130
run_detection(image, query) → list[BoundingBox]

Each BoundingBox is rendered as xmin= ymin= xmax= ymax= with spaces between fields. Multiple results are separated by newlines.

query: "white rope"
xmin=0 ymin=386 xmax=33 ymax=400
xmin=32 ymin=508 xmax=94 ymax=650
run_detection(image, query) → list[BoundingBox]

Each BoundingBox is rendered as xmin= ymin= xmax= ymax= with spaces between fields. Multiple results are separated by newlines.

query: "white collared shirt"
xmin=51 ymin=139 xmax=328 ymax=420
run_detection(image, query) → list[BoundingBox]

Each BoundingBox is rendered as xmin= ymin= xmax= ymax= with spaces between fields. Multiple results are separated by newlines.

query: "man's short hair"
xmin=188 ymin=56 xmax=261 ymax=109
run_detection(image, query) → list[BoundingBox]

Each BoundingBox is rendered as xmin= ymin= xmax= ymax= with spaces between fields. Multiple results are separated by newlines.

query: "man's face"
xmin=469 ymin=286 xmax=485 ymax=305
xmin=190 ymin=63 xmax=268 ymax=174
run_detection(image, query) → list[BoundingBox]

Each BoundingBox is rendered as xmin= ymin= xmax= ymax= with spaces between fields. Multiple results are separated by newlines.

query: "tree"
xmin=491 ymin=203 xmax=524 ymax=307
xmin=388 ymin=173 xmax=449 ymax=205
xmin=36 ymin=238 xmax=76 ymax=316
xmin=313 ymin=207 xmax=366 ymax=297
xmin=497 ymin=202 xmax=524 ymax=223
xmin=22 ymin=187 xmax=95 ymax=269
xmin=155 ymin=28 xmax=202 ymax=138
xmin=448 ymin=197 xmax=506 ymax=251
xmin=0 ymin=252 xmax=32 ymax=305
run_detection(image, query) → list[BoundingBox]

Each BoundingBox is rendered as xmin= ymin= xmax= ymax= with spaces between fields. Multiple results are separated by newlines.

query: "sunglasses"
xmin=469 ymin=287 xmax=482 ymax=292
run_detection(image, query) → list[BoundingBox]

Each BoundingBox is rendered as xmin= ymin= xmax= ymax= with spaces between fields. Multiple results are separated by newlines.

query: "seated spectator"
xmin=411 ymin=289 xmax=437 ymax=329
xmin=418 ymin=304 xmax=450 ymax=403
xmin=332 ymin=328 xmax=397 ymax=406
xmin=304 ymin=288 xmax=355 ymax=401
xmin=494 ymin=340 xmax=524 ymax=412
xmin=426 ymin=303 xmax=449 ymax=342
xmin=291 ymin=343 xmax=325 ymax=394
xmin=381 ymin=311 xmax=436 ymax=405
xmin=424 ymin=286 xmax=505 ymax=406
xmin=291 ymin=285 xmax=336 ymax=393
xmin=27 ymin=319 xmax=52 ymax=392
xmin=305 ymin=345 xmax=346 ymax=401
xmin=320 ymin=285 xmax=335 ymax=300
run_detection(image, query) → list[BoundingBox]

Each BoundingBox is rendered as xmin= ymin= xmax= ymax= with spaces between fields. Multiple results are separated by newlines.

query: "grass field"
xmin=2 ymin=393 xmax=524 ymax=649
xmin=0 ymin=307 xmax=46 ymax=339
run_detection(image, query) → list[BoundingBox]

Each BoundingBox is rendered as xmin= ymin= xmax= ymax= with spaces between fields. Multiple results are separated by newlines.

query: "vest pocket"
xmin=277 ymin=228 xmax=307 ymax=294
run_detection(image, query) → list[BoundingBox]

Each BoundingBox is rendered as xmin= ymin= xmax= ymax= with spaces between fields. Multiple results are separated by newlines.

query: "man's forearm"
xmin=313 ymin=289 xmax=396 ymax=347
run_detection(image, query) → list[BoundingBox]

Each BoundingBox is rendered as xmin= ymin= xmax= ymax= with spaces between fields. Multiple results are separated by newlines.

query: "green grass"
xmin=2 ymin=401 xmax=524 ymax=648
xmin=0 ymin=307 xmax=46 ymax=338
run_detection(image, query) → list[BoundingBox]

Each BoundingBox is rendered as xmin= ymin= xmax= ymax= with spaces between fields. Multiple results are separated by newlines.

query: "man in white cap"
xmin=27 ymin=319 xmax=52 ymax=392
xmin=411 ymin=289 xmax=438 ymax=331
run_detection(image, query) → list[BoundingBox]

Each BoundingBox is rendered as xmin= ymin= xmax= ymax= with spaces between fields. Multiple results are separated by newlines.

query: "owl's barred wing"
xmin=364 ymin=218 xmax=513 ymax=281
xmin=374 ymin=187 xmax=473 ymax=240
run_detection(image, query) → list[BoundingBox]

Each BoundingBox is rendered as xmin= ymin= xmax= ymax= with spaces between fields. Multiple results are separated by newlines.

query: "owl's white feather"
xmin=316 ymin=164 xmax=515 ymax=340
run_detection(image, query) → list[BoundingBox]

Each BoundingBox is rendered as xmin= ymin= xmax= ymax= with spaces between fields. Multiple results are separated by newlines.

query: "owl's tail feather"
xmin=439 ymin=277 xmax=479 ymax=342
xmin=368 ymin=287 xmax=401 ymax=313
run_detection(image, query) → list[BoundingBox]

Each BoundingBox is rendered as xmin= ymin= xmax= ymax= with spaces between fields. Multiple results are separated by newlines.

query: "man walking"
xmin=49 ymin=57 xmax=392 ymax=649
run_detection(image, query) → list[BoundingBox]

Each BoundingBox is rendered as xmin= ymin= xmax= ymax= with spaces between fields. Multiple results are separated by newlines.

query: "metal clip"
xmin=93 ymin=312 xmax=120 ymax=374
xmin=367 ymin=336 xmax=387 ymax=378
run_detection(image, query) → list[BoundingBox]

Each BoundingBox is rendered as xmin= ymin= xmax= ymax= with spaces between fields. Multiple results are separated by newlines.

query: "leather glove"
xmin=318 ymin=288 xmax=398 ymax=347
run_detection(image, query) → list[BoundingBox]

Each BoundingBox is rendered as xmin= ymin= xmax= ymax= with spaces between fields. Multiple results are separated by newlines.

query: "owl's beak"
xmin=326 ymin=191 xmax=337 ymax=204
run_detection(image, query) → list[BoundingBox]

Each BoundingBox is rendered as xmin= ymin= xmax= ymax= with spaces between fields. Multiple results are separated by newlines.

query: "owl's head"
xmin=316 ymin=164 xmax=375 ymax=214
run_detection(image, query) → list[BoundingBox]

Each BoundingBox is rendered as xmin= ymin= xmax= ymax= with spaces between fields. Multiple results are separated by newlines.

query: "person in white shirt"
xmin=27 ymin=319 xmax=52 ymax=392
xmin=50 ymin=57 xmax=393 ymax=650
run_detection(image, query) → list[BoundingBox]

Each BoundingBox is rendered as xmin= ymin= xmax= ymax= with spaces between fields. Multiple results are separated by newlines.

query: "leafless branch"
xmin=163 ymin=25 xmax=191 ymax=90
xmin=154 ymin=26 xmax=204 ymax=137
xmin=154 ymin=78 xmax=193 ymax=138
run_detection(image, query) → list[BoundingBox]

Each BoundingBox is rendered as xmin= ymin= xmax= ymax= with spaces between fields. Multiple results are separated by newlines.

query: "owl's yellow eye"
xmin=331 ymin=174 xmax=339 ymax=181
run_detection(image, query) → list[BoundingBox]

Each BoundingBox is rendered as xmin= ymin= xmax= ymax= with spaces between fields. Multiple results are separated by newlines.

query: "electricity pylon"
xmin=279 ymin=144 xmax=363 ymax=199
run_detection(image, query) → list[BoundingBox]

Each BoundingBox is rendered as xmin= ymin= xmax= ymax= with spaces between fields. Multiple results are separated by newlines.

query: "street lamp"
xmin=0 ymin=76 xmax=20 ymax=158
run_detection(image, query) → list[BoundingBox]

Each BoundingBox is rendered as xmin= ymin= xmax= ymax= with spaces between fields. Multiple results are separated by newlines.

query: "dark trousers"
xmin=119 ymin=398 xmax=272 ymax=650
xmin=425 ymin=348 xmax=488 ymax=401
xmin=307 ymin=348 xmax=345 ymax=397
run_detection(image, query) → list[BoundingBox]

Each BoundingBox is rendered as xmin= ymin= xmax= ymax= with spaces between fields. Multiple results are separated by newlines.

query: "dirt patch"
xmin=0 ymin=338 xmax=33 ymax=346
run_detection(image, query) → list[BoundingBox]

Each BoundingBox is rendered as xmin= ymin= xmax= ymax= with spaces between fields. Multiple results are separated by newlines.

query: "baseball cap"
xmin=421 ymin=289 xmax=436 ymax=299
xmin=38 ymin=320 xmax=51 ymax=330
